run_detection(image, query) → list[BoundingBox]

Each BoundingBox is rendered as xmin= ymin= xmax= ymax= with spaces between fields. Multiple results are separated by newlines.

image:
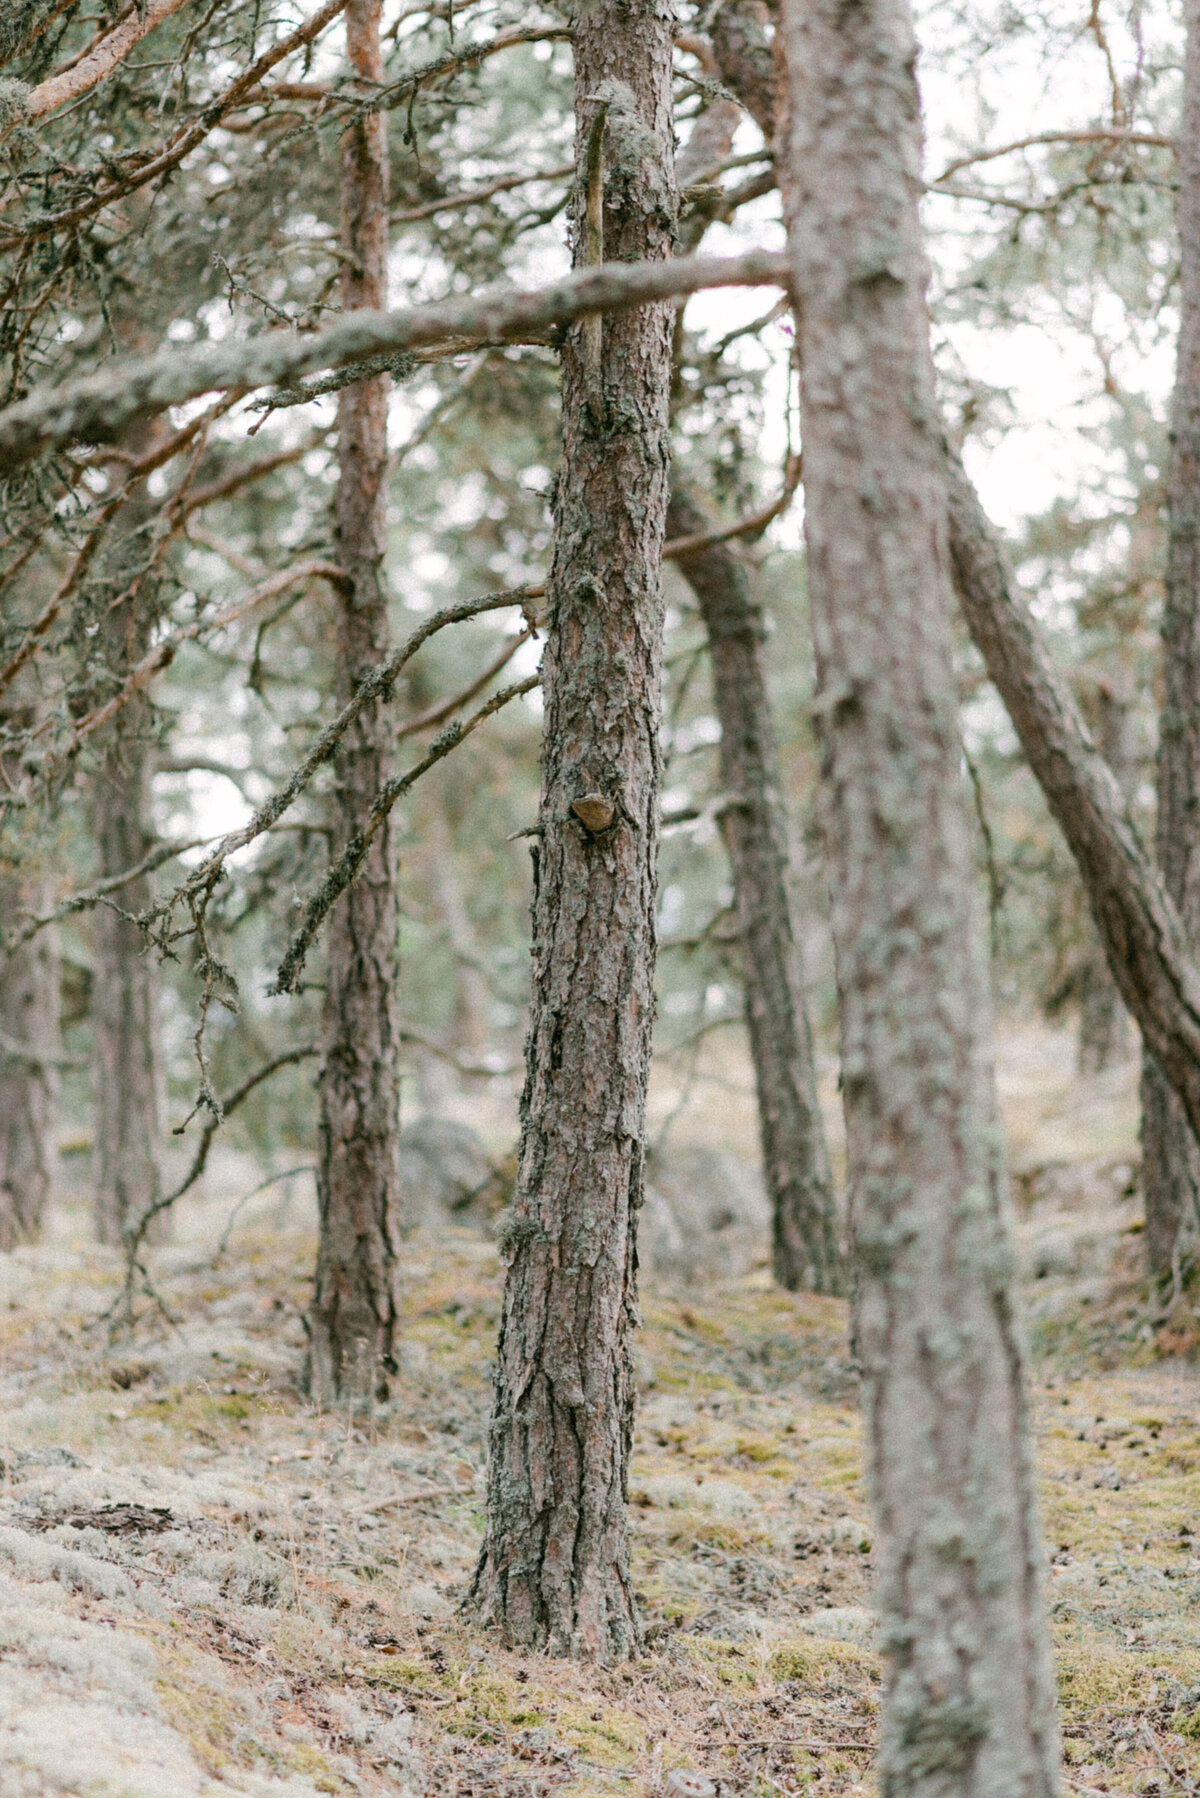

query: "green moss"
xmin=769 ymin=1635 xmax=881 ymax=1689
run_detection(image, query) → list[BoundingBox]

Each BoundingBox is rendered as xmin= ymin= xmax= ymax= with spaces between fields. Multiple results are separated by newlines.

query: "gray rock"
xmin=641 ymin=1144 xmax=769 ymax=1281
xmin=396 ymin=1116 xmax=497 ymax=1233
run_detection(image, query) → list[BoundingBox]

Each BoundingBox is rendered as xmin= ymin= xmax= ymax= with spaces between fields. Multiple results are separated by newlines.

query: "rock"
xmin=396 ymin=1116 xmax=501 ymax=1233
xmin=641 ymin=1144 xmax=769 ymax=1281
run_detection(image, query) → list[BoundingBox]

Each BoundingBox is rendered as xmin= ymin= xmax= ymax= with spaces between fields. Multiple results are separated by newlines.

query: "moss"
xmin=684 ymin=1637 xmax=760 ymax=1690
xmin=769 ymin=1635 xmax=881 ymax=1689
xmin=555 ymin=1700 xmax=645 ymax=1766
xmin=289 ymin=1742 xmax=341 ymax=1791
xmin=1056 ymin=1644 xmax=1165 ymax=1718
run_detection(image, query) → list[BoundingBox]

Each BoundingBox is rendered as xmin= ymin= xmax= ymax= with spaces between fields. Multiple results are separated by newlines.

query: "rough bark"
xmin=1077 ymin=683 xmax=1135 ymax=1073
xmin=89 ymin=452 xmax=166 ymax=1250
xmin=0 ymin=874 xmax=59 ymax=1248
xmin=776 ymin=1 xmax=1060 ymax=1795
xmin=307 ymin=0 xmax=403 ymax=1406
xmin=668 ymin=486 xmax=841 ymax=1292
xmin=1140 ymin=0 xmax=1200 ymax=1277
xmin=472 ymin=0 xmax=677 ymax=1660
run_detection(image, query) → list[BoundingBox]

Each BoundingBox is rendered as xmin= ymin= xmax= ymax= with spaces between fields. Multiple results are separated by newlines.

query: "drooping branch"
xmin=932 ymin=128 xmax=1174 ymax=185
xmin=112 ymin=1041 xmax=319 ymax=1332
xmin=1 ymin=837 xmax=208 ymax=960
xmin=0 ymin=249 xmax=789 ymax=474
xmin=272 ymin=673 xmax=539 ymax=993
xmin=153 ymin=584 xmax=538 ymax=930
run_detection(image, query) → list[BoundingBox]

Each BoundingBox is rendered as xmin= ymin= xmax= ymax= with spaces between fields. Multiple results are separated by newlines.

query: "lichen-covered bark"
xmin=308 ymin=0 xmax=402 ymax=1406
xmin=776 ymin=0 xmax=1060 ymax=1793
xmin=1141 ymin=0 xmax=1200 ymax=1276
xmin=472 ymin=0 xmax=676 ymax=1660
xmin=0 ymin=873 xmax=58 ymax=1248
xmin=668 ymin=487 xmax=841 ymax=1292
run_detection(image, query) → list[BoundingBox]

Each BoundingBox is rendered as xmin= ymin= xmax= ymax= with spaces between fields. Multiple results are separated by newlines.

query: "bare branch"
xmin=933 ymin=128 xmax=1173 ymax=186
xmin=0 ymin=250 xmax=791 ymax=474
xmin=1 ymin=836 xmax=208 ymax=960
xmin=272 ymin=675 xmax=539 ymax=993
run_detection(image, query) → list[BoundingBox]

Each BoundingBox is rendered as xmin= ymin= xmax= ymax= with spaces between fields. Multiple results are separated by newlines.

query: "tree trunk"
xmin=709 ymin=0 xmax=1200 ymax=1166
xmin=89 ymin=451 xmax=166 ymax=1250
xmin=1139 ymin=0 xmax=1200 ymax=1278
xmin=668 ymin=487 xmax=842 ymax=1292
xmin=776 ymin=0 xmax=1060 ymax=1793
xmin=1077 ymin=682 xmax=1135 ymax=1074
xmin=472 ymin=0 xmax=677 ymax=1660
xmin=307 ymin=0 xmax=403 ymax=1406
xmin=946 ymin=458 xmax=1200 ymax=1148
xmin=0 ymin=875 xmax=59 ymax=1248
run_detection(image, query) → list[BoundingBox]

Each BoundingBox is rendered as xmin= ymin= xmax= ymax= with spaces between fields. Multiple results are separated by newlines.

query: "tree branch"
xmin=0 ymin=249 xmax=790 ymax=473
xmin=26 ymin=0 xmax=196 ymax=121
xmin=272 ymin=674 xmax=539 ymax=993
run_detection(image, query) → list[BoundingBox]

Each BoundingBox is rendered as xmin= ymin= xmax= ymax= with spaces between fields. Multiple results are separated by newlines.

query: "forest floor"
xmin=3 ymin=1025 xmax=1200 ymax=1798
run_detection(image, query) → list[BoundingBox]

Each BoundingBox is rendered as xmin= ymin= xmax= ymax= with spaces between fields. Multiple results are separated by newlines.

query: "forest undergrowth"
xmin=1 ymin=1029 xmax=1199 ymax=1798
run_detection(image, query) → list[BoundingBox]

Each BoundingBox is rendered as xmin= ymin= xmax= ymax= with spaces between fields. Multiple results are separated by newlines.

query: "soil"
xmin=1 ymin=1023 xmax=1198 ymax=1797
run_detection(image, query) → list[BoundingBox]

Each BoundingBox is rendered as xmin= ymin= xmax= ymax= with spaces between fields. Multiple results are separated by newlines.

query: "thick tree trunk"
xmin=776 ymin=1 xmax=1060 ymax=1795
xmin=307 ymin=0 xmax=403 ymax=1406
xmin=1077 ymin=683 xmax=1134 ymax=1074
xmin=1140 ymin=0 xmax=1200 ymax=1278
xmin=668 ymin=487 xmax=841 ymax=1291
xmin=709 ymin=0 xmax=1200 ymax=1158
xmin=472 ymin=0 xmax=676 ymax=1660
xmin=0 ymin=875 xmax=59 ymax=1247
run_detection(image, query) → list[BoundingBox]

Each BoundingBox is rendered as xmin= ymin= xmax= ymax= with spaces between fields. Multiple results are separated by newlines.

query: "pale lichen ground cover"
xmin=1 ymin=1026 xmax=1198 ymax=1797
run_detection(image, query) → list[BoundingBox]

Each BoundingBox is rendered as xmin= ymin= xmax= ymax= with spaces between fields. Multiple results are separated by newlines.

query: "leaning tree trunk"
xmin=1077 ymin=681 xmax=1135 ymax=1074
xmin=0 ymin=873 xmax=59 ymax=1247
xmin=668 ymin=487 xmax=841 ymax=1292
xmin=1141 ymin=0 xmax=1200 ymax=1278
xmin=776 ymin=0 xmax=1060 ymax=1793
xmin=308 ymin=0 xmax=403 ymax=1406
xmin=472 ymin=0 xmax=677 ymax=1660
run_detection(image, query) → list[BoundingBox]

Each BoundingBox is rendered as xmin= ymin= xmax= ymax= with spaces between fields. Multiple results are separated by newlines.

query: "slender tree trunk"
xmin=307 ymin=0 xmax=402 ymax=1406
xmin=776 ymin=1 xmax=1060 ymax=1794
xmin=0 ymin=875 xmax=59 ymax=1248
xmin=1139 ymin=0 xmax=1200 ymax=1278
xmin=1077 ymin=682 xmax=1135 ymax=1073
xmin=670 ymin=63 xmax=841 ymax=1295
xmin=668 ymin=487 xmax=841 ymax=1291
xmin=89 ymin=451 xmax=166 ymax=1250
xmin=472 ymin=0 xmax=677 ymax=1660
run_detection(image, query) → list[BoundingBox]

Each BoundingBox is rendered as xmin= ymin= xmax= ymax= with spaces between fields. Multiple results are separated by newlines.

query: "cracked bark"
xmin=1141 ymin=0 xmax=1200 ymax=1276
xmin=776 ymin=0 xmax=1060 ymax=1792
xmin=472 ymin=0 xmax=676 ymax=1660
xmin=667 ymin=487 xmax=841 ymax=1292
xmin=307 ymin=0 xmax=403 ymax=1406
xmin=1077 ymin=683 xmax=1135 ymax=1074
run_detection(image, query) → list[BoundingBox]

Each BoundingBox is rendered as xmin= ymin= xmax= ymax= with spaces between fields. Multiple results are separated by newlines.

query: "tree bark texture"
xmin=776 ymin=0 xmax=1061 ymax=1794
xmin=668 ymin=486 xmax=841 ymax=1292
xmin=1140 ymin=0 xmax=1200 ymax=1277
xmin=308 ymin=0 xmax=403 ymax=1406
xmin=1077 ymin=683 xmax=1135 ymax=1074
xmin=89 ymin=452 xmax=166 ymax=1250
xmin=946 ymin=459 xmax=1200 ymax=1152
xmin=472 ymin=0 xmax=677 ymax=1661
xmin=708 ymin=0 xmax=1200 ymax=1164
xmin=0 ymin=874 xmax=59 ymax=1248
